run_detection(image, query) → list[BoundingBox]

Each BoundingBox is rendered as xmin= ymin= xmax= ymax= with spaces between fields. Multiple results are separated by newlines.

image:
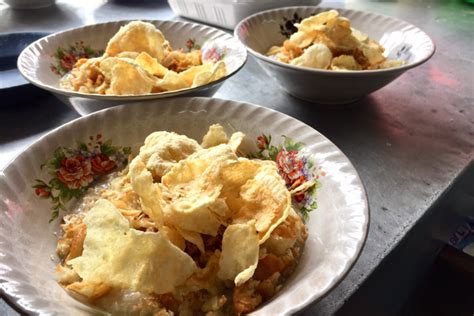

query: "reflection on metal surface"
xmin=429 ymin=65 xmax=458 ymax=88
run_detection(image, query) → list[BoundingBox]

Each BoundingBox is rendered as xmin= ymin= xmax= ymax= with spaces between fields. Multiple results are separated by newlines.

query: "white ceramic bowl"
xmin=0 ymin=97 xmax=369 ymax=315
xmin=18 ymin=20 xmax=247 ymax=115
xmin=235 ymin=6 xmax=435 ymax=104
xmin=167 ymin=0 xmax=321 ymax=29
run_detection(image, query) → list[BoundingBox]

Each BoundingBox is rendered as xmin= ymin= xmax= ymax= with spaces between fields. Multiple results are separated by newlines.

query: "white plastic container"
xmin=168 ymin=0 xmax=321 ymax=29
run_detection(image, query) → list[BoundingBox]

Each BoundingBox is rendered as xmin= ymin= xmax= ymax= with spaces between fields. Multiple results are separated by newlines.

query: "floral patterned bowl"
xmin=18 ymin=20 xmax=247 ymax=115
xmin=235 ymin=6 xmax=435 ymax=104
xmin=0 ymin=97 xmax=369 ymax=315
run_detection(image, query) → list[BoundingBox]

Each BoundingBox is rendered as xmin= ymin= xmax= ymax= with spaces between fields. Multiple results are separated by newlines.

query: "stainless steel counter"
xmin=1 ymin=0 xmax=473 ymax=315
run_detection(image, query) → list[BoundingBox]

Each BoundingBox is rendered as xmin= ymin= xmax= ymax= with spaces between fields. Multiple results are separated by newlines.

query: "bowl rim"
xmin=234 ymin=5 xmax=436 ymax=76
xmin=17 ymin=19 xmax=248 ymax=100
xmin=0 ymin=96 xmax=370 ymax=315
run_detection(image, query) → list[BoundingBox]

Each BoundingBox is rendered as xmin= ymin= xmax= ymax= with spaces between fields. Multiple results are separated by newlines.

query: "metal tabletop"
xmin=1 ymin=0 xmax=473 ymax=315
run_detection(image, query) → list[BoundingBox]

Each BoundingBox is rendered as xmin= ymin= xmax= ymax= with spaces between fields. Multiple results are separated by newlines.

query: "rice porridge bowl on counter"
xmin=50 ymin=124 xmax=320 ymax=315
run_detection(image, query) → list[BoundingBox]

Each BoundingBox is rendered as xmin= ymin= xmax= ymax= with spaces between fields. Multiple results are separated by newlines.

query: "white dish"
xmin=235 ymin=6 xmax=435 ymax=104
xmin=17 ymin=20 xmax=247 ymax=115
xmin=168 ymin=0 xmax=321 ymax=30
xmin=0 ymin=97 xmax=368 ymax=315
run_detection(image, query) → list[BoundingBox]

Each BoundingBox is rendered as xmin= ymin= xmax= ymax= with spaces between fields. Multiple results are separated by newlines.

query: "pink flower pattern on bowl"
xmin=50 ymin=41 xmax=103 ymax=76
xmin=33 ymin=134 xmax=130 ymax=222
xmin=56 ymin=155 xmax=94 ymax=190
xmin=201 ymin=41 xmax=227 ymax=63
xmin=250 ymin=134 xmax=325 ymax=219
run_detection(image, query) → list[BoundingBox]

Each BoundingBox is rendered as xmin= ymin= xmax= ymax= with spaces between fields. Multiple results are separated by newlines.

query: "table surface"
xmin=1 ymin=0 xmax=473 ymax=315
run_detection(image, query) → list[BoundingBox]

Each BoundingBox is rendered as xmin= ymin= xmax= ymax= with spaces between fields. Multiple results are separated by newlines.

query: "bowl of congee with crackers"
xmin=18 ymin=20 xmax=247 ymax=114
xmin=0 ymin=97 xmax=369 ymax=315
xmin=235 ymin=7 xmax=435 ymax=104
